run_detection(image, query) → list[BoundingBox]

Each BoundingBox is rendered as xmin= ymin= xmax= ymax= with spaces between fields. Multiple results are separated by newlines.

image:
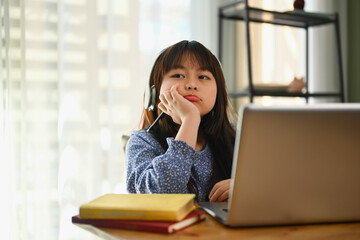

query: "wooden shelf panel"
xmin=229 ymin=90 xmax=343 ymax=98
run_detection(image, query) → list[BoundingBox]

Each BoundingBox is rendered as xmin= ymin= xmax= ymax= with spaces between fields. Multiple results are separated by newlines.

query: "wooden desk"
xmin=75 ymin=213 xmax=360 ymax=240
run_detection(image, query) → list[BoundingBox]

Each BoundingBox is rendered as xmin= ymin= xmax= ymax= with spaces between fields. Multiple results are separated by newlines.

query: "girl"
xmin=126 ymin=40 xmax=236 ymax=202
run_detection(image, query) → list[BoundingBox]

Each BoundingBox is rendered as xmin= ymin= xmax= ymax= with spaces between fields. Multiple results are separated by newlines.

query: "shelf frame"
xmin=218 ymin=0 xmax=345 ymax=103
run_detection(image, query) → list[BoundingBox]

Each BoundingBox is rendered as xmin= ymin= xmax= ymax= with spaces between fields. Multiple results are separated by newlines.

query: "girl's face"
xmin=159 ymin=56 xmax=217 ymax=117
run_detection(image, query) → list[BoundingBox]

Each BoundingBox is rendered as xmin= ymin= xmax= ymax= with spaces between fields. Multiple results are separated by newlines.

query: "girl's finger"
xmin=162 ymin=91 xmax=173 ymax=105
xmin=209 ymin=179 xmax=230 ymax=201
xmin=209 ymin=188 xmax=222 ymax=202
xmin=209 ymin=180 xmax=225 ymax=198
xmin=157 ymin=102 xmax=167 ymax=113
xmin=216 ymin=190 xmax=229 ymax=202
xmin=159 ymin=93 xmax=168 ymax=106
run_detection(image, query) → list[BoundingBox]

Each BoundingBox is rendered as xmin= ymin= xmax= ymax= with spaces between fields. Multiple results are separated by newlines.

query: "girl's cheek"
xmin=159 ymin=80 xmax=172 ymax=94
xmin=159 ymin=85 xmax=168 ymax=95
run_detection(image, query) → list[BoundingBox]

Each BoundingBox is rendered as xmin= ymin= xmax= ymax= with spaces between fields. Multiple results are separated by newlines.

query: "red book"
xmin=72 ymin=209 xmax=206 ymax=234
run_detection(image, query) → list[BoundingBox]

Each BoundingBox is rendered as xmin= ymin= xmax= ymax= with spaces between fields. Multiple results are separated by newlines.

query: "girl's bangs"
xmin=162 ymin=42 xmax=214 ymax=73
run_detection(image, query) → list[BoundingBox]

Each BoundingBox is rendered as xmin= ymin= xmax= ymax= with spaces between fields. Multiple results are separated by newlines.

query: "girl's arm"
xmin=175 ymin=114 xmax=200 ymax=149
xmin=126 ymin=131 xmax=197 ymax=194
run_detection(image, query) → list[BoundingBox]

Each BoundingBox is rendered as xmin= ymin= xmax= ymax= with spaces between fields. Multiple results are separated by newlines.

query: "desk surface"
xmin=76 ymin=213 xmax=360 ymax=240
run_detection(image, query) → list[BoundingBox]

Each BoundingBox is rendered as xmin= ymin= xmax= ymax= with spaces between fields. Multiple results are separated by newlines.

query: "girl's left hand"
xmin=209 ymin=179 xmax=231 ymax=202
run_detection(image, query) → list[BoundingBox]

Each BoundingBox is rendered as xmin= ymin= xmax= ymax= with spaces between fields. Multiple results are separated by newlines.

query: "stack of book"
xmin=72 ymin=193 xmax=206 ymax=234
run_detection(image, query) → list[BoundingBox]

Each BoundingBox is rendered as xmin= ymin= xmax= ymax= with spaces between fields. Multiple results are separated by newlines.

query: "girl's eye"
xmin=199 ymin=75 xmax=210 ymax=80
xmin=172 ymin=74 xmax=184 ymax=78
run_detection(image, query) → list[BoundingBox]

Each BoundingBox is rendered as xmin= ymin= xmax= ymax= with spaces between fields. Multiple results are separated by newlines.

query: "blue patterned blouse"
xmin=126 ymin=130 xmax=214 ymax=202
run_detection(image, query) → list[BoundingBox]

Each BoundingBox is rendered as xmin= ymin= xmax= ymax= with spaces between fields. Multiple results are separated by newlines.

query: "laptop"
xmin=200 ymin=104 xmax=360 ymax=227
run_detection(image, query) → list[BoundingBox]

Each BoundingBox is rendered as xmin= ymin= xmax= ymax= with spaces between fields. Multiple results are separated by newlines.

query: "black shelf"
xmin=220 ymin=7 xmax=336 ymax=28
xmin=218 ymin=0 xmax=345 ymax=103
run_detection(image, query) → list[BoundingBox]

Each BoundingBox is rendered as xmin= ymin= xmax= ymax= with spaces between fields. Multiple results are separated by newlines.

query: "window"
xmin=1 ymin=0 xmax=215 ymax=239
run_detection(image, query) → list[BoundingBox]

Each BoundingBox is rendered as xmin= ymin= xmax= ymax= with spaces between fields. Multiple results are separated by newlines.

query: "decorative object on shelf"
xmin=293 ymin=0 xmax=305 ymax=10
xmin=252 ymin=76 xmax=305 ymax=93
xmin=288 ymin=76 xmax=305 ymax=93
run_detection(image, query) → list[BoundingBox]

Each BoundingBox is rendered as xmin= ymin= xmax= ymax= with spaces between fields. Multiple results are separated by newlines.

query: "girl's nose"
xmin=185 ymin=80 xmax=198 ymax=90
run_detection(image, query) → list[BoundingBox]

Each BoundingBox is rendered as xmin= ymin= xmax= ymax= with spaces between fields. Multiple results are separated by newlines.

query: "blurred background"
xmin=1 ymin=0 xmax=359 ymax=239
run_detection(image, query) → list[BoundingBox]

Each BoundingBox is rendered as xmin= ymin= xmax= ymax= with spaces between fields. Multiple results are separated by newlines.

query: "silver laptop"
xmin=200 ymin=104 xmax=360 ymax=227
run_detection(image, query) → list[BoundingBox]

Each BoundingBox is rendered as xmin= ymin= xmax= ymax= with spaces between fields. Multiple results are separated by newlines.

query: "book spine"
xmin=79 ymin=208 xmax=178 ymax=221
xmin=73 ymin=210 xmax=205 ymax=234
xmin=73 ymin=218 xmax=170 ymax=234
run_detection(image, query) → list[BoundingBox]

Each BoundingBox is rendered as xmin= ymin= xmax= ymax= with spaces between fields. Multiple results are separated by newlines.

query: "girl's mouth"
xmin=184 ymin=95 xmax=200 ymax=102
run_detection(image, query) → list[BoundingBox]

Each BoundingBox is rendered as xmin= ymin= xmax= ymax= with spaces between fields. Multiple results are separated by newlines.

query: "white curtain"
xmin=0 ymin=0 xmax=230 ymax=239
xmin=307 ymin=0 xmax=347 ymax=101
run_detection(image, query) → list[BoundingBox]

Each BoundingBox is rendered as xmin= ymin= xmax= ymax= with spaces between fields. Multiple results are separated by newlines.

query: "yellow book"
xmin=79 ymin=193 xmax=196 ymax=221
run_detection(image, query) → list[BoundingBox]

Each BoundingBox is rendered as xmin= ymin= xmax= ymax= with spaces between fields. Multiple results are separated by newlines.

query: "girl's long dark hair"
xmin=139 ymin=40 xmax=236 ymax=200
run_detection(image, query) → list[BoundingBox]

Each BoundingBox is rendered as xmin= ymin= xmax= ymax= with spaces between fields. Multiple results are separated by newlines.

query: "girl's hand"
xmin=209 ymin=179 xmax=231 ymax=202
xmin=158 ymin=85 xmax=200 ymax=125
xmin=158 ymin=85 xmax=201 ymax=149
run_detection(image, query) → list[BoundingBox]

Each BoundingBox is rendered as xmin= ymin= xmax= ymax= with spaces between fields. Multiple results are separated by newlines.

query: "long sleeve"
xmin=126 ymin=130 xmax=200 ymax=194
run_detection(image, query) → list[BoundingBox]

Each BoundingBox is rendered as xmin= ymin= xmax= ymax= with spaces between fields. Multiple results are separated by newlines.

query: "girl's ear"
xmin=145 ymin=85 xmax=156 ymax=111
